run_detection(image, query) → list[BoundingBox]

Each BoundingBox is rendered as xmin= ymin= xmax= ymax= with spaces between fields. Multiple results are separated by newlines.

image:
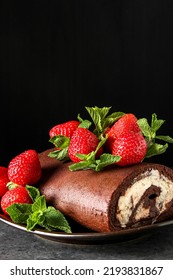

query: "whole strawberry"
xmin=49 ymin=120 xmax=80 ymax=138
xmin=111 ymin=131 xmax=147 ymax=166
xmin=8 ymin=149 xmax=42 ymax=186
xmin=0 ymin=167 xmax=9 ymax=197
xmin=68 ymin=127 xmax=102 ymax=163
xmin=1 ymin=185 xmax=32 ymax=215
xmin=106 ymin=113 xmax=141 ymax=152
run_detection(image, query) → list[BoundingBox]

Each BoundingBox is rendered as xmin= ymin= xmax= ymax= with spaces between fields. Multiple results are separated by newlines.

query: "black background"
xmin=0 ymin=0 xmax=173 ymax=166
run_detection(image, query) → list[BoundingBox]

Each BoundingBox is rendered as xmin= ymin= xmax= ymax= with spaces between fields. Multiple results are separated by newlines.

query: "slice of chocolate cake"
xmin=38 ymin=149 xmax=173 ymax=232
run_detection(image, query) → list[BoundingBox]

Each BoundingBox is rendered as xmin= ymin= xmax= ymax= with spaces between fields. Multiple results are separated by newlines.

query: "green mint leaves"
xmin=137 ymin=113 xmax=173 ymax=158
xmin=85 ymin=106 xmax=124 ymax=137
xmin=69 ymin=153 xmax=121 ymax=172
xmin=48 ymin=135 xmax=70 ymax=161
xmin=6 ymin=185 xmax=72 ymax=233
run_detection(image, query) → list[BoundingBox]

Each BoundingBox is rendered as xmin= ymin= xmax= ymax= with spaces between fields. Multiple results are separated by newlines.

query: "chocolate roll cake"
xmin=38 ymin=149 xmax=173 ymax=232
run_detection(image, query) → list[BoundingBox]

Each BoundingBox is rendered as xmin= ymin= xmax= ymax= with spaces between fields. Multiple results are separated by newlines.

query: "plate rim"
xmin=1 ymin=214 xmax=173 ymax=244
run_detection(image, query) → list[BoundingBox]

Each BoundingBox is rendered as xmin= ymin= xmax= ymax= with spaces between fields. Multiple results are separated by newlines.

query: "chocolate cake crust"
xmin=38 ymin=149 xmax=173 ymax=232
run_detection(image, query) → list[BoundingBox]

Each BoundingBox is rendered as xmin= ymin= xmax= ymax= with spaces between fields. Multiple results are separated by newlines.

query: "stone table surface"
xmin=0 ymin=220 xmax=173 ymax=260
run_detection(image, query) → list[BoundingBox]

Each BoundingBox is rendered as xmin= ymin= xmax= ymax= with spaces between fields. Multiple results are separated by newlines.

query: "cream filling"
xmin=116 ymin=169 xmax=173 ymax=228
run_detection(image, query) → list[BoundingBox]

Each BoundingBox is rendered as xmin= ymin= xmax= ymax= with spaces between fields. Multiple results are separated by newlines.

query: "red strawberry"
xmin=106 ymin=113 xmax=141 ymax=151
xmin=49 ymin=120 xmax=80 ymax=138
xmin=1 ymin=185 xmax=32 ymax=215
xmin=8 ymin=149 xmax=42 ymax=186
xmin=111 ymin=131 xmax=147 ymax=166
xmin=108 ymin=113 xmax=140 ymax=136
xmin=0 ymin=167 xmax=9 ymax=197
xmin=68 ymin=127 xmax=102 ymax=162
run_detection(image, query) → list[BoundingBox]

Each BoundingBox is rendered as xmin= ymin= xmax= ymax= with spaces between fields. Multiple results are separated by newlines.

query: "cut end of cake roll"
xmin=38 ymin=149 xmax=173 ymax=232
xmin=110 ymin=163 xmax=173 ymax=231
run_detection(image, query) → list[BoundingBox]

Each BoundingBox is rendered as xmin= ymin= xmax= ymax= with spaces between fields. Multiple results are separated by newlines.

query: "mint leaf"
xmin=42 ymin=206 xmax=72 ymax=233
xmin=32 ymin=196 xmax=47 ymax=212
xmin=137 ymin=118 xmax=153 ymax=141
xmin=69 ymin=160 xmax=95 ymax=171
xmin=145 ymin=143 xmax=168 ymax=158
xmin=77 ymin=114 xmax=92 ymax=129
xmin=49 ymin=135 xmax=70 ymax=148
xmin=27 ymin=210 xmax=45 ymax=230
xmin=95 ymin=153 xmax=121 ymax=171
xmin=156 ymin=135 xmax=173 ymax=143
xmin=85 ymin=106 xmax=110 ymax=135
xmin=48 ymin=135 xmax=70 ymax=161
xmin=27 ymin=196 xmax=47 ymax=230
xmin=138 ymin=113 xmax=166 ymax=143
xmin=7 ymin=203 xmax=32 ymax=224
xmin=48 ymin=147 xmax=69 ymax=161
xmin=26 ymin=185 xmax=40 ymax=202
xmin=138 ymin=113 xmax=173 ymax=159
xmin=151 ymin=113 xmax=165 ymax=132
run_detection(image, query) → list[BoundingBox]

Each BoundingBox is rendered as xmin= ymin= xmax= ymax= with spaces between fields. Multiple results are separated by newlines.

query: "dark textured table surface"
xmin=0 ymin=220 xmax=173 ymax=260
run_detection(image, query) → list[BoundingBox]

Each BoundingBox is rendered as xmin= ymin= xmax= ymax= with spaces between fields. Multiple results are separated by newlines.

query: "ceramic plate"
xmin=1 ymin=214 xmax=173 ymax=245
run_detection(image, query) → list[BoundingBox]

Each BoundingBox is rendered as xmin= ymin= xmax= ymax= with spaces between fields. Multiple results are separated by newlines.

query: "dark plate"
xmin=1 ymin=214 xmax=173 ymax=244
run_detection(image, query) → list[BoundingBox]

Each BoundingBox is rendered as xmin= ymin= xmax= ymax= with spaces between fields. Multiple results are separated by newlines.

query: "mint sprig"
xmin=48 ymin=135 xmax=70 ymax=161
xmin=85 ymin=106 xmax=124 ymax=137
xmin=6 ymin=185 xmax=72 ymax=233
xmin=137 ymin=113 xmax=173 ymax=158
xmin=69 ymin=152 xmax=121 ymax=172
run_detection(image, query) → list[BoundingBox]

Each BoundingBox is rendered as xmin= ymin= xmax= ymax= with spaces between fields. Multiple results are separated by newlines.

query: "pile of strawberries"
xmin=0 ymin=149 xmax=41 ymax=215
xmin=49 ymin=113 xmax=147 ymax=167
